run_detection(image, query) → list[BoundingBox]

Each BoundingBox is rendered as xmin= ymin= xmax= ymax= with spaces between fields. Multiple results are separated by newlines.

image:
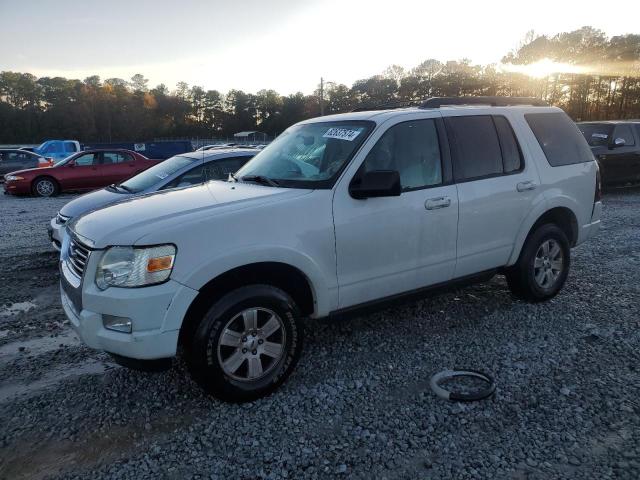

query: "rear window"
xmin=525 ymin=112 xmax=594 ymax=166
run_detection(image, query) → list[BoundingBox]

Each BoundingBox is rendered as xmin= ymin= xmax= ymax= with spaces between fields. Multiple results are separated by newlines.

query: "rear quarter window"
xmin=525 ymin=112 xmax=594 ymax=167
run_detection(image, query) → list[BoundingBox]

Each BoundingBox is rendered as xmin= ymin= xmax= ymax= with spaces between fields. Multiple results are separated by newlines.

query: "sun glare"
xmin=504 ymin=58 xmax=585 ymax=78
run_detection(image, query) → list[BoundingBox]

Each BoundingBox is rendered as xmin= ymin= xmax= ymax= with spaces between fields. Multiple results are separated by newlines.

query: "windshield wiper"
xmin=228 ymin=172 xmax=238 ymax=182
xmin=115 ymin=184 xmax=134 ymax=193
xmin=241 ymin=175 xmax=279 ymax=187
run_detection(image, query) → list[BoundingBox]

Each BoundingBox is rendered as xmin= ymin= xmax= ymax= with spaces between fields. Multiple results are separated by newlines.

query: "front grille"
xmin=67 ymin=237 xmax=90 ymax=278
xmin=56 ymin=213 xmax=69 ymax=225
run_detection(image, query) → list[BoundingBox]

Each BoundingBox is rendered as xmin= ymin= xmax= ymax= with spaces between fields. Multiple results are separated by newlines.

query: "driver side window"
xmin=74 ymin=153 xmax=99 ymax=166
xmin=162 ymin=164 xmax=205 ymax=189
xmin=361 ymin=119 xmax=442 ymax=191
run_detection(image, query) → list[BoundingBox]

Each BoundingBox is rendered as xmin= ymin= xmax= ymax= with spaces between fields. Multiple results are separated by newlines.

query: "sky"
xmin=0 ymin=0 xmax=639 ymax=94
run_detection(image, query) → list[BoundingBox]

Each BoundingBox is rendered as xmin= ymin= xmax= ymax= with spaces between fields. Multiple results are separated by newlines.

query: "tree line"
xmin=1 ymin=27 xmax=638 ymax=144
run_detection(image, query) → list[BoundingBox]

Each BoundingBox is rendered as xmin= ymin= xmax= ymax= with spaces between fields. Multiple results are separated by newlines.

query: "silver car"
xmin=48 ymin=149 xmax=255 ymax=250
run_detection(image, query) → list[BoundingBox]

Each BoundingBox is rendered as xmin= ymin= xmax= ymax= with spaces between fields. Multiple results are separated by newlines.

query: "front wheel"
xmin=505 ymin=224 xmax=570 ymax=302
xmin=32 ymin=177 xmax=59 ymax=197
xmin=186 ymin=285 xmax=303 ymax=402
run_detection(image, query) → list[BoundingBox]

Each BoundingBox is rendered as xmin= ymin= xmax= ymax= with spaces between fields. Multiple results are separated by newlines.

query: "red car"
xmin=3 ymin=149 xmax=160 ymax=197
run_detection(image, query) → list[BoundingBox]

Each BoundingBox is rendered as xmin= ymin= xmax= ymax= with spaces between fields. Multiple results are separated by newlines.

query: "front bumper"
xmin=60 ymin=253 xmax=199 ymax=360
xmin=48 ymin=217 xmax=64 ymax=251
xmin=3 ymin=180 xmax=30 ymax=195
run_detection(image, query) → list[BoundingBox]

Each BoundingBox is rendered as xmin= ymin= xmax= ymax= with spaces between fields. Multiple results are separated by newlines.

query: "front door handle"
xmin=425 ymin=196 xmax=451 ymax=210
xmin=516 ymin=181 xmax=537 ymax=192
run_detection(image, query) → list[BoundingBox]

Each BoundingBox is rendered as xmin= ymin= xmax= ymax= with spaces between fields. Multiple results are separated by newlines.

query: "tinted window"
xmin=64 ymin=142 xmax=76 ymax=153
xmin=361 ymin=119 xmax=442 ymax=190
xmin=525 ymin=112 xmax=594 ymax=166
xmin=494 ymin=116 xmax=523 ymax=173
xmin=613 ymin=125 xmax=635 ymax=146
xmin=446 ymin=116 xmax=503 ymax=181
xmin=102 ymin=152 xmax=131 ymax=164
xmin=204 ymin=156 xmax=252 ymax=180
xmin=163 ymin=165 xmax=205 ymax=189
xmin=74 ymin=153 xmax=99 ymax=166
xmin=578 ymin=123 xmax=613 ymax=146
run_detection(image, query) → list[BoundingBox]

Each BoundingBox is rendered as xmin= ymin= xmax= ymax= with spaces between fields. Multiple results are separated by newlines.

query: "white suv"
xmin=60 ymin=97 xmax=602 ymax=402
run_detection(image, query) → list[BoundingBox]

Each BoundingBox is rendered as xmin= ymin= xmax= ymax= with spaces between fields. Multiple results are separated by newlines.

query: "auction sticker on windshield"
xmin=323 ymin=127 xmax=361 ymax=141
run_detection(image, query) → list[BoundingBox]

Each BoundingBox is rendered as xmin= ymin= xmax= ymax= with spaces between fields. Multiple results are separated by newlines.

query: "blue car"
xmin=48 ymin=148 xmax=256 ymax=250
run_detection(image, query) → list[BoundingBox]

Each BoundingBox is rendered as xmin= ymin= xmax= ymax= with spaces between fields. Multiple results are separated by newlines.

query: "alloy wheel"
xmin=216 ymin=307 xmax=286 ymax=382
xmin=36 ymin=179 xmax=55 ymax=196
xmin=533 ymin=239 xmax=564 ymax=289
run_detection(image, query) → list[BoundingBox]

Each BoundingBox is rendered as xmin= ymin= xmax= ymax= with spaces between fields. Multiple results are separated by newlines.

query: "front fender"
xmin=176 ymin=245 xmax=335 ymax=318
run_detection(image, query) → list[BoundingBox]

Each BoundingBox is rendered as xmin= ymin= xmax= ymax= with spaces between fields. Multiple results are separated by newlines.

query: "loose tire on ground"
xmin=32 ymin=177 xmax=59 ymax=197
xmin=505 ymin=224 xmax=571 ymax=303
xmin=186 ymin=284 xmax=303 ymax=403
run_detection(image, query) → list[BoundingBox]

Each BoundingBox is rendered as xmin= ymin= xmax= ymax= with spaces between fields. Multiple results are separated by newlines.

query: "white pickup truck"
xmin=59 ymin=97 xmax=601 ymax=402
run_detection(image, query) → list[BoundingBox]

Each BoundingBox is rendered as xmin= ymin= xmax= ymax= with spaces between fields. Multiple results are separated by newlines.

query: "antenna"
xmin=319 ymin=77 xmax=324 ymax=116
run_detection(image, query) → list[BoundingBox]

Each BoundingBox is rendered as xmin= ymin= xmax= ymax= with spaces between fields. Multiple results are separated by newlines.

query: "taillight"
xmin=595 ymin=164 xmax=602 ymax=203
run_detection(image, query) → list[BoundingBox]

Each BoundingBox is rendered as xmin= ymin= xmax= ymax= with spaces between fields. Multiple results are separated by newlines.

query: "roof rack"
xmin=419 ymin=96 xmax=548 ymax=108
xmin=351 ymin=100 xmax=419 ymax=112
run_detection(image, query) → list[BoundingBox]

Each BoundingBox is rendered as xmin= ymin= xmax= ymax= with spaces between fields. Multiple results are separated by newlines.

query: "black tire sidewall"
xmin=189 ymin=285 xmax=303 ymax=402
xmin=520 ymin=224 xmax=571 ymax=301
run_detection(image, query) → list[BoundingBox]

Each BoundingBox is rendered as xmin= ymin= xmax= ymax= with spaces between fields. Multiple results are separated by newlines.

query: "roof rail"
xmin=351 ymin=100 xmax=419 ymax=112
xmin=419 ymin=96 xmax=548 ymax=109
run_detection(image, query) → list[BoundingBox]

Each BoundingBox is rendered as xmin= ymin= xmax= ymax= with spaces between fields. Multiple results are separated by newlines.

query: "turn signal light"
xmin=146 ymin=255 xmax=174 ymax=272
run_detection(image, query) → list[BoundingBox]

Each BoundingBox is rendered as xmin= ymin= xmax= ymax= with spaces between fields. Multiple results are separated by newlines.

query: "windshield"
xmin=235 ymin=120 xmax=374 ymax=188
xmin=120 ymin=155 xmax=195 ymax=192
xmin=578 ymin=124 xmax=614 ymax=147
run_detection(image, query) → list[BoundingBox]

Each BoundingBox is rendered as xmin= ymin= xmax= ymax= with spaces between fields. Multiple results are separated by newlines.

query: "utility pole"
xmin=319 ymin=77 xmax=324 ymax=116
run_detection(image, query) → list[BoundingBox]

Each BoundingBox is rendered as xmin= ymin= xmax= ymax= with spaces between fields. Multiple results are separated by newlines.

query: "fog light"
xmin=103 ymin=315 xmax=132 ymax=333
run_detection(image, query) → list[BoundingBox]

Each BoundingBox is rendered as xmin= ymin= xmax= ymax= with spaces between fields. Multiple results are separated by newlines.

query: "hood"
xmin=70 ymin=181 xmax=312 ymax=248
xmin=5 ymin=166 xmax=56 ymax=177
xmin=60 ymin=188 xmax=129 ymax=218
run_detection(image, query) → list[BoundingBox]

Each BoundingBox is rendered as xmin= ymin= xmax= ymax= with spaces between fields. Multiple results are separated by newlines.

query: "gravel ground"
xmin=0 ymin=189 xmax=639 ymax=480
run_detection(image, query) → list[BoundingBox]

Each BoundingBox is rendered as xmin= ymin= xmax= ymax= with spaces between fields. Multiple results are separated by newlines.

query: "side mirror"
xmin=611 ymin=137 xmax=626 ymax=148
xmin=349 ymin=170 xmax=401 ymax=200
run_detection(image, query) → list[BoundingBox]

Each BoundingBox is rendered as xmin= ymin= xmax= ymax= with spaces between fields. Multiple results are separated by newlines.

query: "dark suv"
xmin=577 ymin=121 xmax=640 ymax=186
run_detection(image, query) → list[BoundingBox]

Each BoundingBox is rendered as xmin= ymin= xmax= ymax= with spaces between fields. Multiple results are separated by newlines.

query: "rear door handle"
xmin=425 ymin=196 xmax=451 ymax=210
xmin=516 ymin=181 xmax=537 ymax=192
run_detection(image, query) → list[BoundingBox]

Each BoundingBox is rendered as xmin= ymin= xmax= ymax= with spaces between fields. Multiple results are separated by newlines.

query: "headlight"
xmin=95 ymin=244 xmax=176 ymax=290
xmin=5 ymin=175 xmax=23 ymax=181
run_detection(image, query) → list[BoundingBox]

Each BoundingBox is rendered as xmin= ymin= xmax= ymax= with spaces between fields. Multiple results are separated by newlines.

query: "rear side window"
xmin=446 ymin=116 xmax=503 ymax=181
xmin=525 ymin=112 xmax=593 ymax=166
xmin=494 ymin=116 xmax=523 ymax=173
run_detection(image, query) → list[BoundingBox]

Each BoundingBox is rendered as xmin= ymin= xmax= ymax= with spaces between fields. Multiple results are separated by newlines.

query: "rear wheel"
xmin=186 ymin=285 xmax=303 ymax=402
xmin=32 ymin=177 xmax=59 ymax=197
xmin=505 ymin=224 xmax=570 ymax=302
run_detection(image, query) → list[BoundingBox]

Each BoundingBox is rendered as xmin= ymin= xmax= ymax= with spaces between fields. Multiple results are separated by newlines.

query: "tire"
xmin=505 ymin=224 xmax=570 ymax=302
xmin=32 ymin=177 xmax=59 ymax=197
xmin=186 ymin=285 xmax=303 ymax=402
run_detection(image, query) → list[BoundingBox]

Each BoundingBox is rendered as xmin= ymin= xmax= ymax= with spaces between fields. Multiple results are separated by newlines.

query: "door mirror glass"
xmin=612 ymin=137 xmax=626 ymax=147
xmin=349 ymin=170 xmax=401 ymax=199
